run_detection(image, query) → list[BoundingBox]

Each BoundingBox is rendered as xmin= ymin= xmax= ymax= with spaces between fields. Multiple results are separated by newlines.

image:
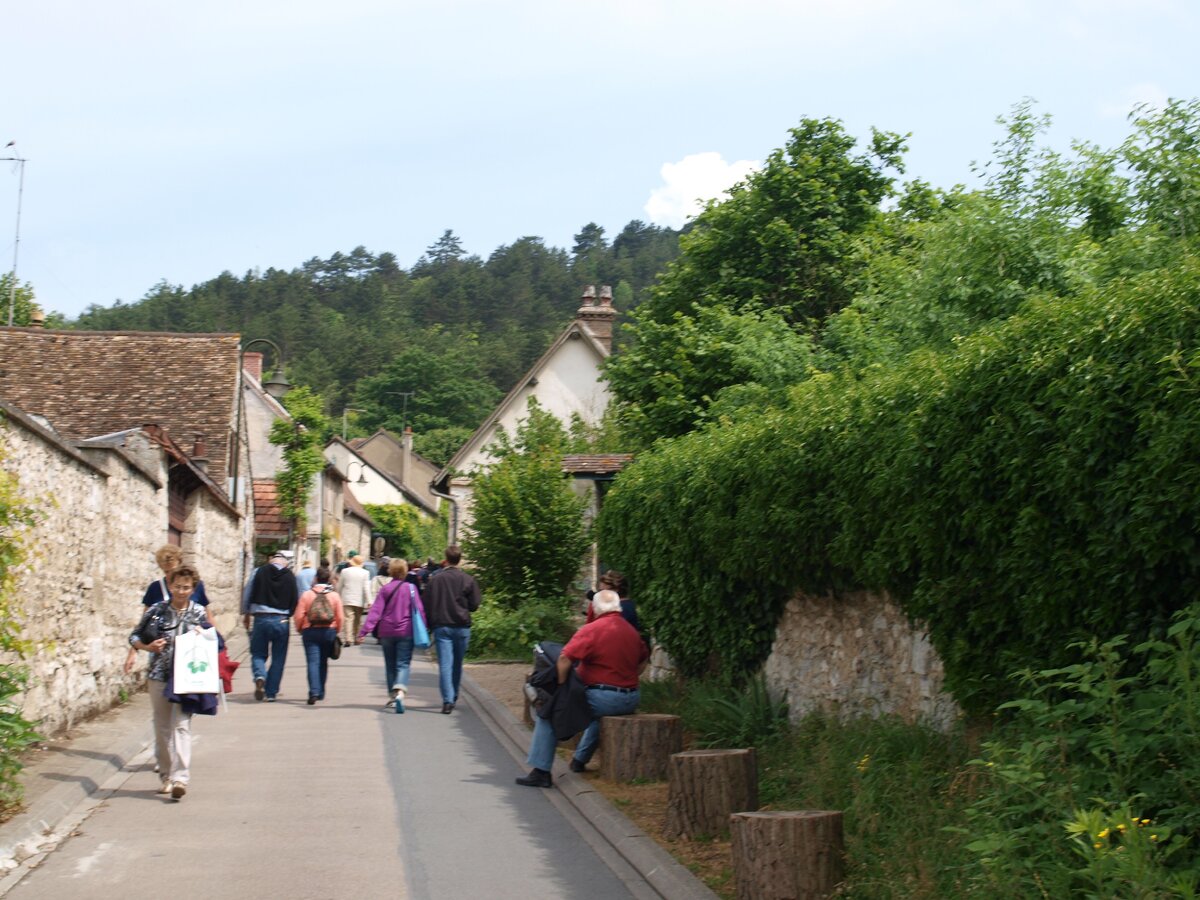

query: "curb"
xmin=460 ymin=671 xmax=719 ymax=900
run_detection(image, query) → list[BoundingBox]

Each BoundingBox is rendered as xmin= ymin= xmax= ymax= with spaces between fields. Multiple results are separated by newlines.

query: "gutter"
xmin=429 ymin=479 xmax=459 ymax=545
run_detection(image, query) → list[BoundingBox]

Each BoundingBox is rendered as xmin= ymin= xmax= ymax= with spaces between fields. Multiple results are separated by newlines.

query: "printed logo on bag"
xmin=309 ymin=588 xmax=336 ymax=626
xmin=187 ymin=660 xmax=209 ymax=673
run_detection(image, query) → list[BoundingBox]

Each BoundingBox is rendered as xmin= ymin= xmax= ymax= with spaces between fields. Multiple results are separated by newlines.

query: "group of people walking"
xmin=126 ymin=539 xmax=644 ymax=802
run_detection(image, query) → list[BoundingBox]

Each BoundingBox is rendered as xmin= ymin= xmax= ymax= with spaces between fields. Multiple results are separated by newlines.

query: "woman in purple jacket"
xmin=359 ymin=559 xmax=426 ymax=713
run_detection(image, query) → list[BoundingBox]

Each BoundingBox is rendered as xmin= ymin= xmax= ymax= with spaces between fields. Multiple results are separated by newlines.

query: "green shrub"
xmin=466 ymin=601 xmax=574 ymax=661
xmin=960 ymin=602 xmax=1200 ymax=897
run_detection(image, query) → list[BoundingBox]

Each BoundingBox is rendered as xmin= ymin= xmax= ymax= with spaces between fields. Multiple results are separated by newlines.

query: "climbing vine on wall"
xmin=269 ymin=387 xmax=328 ymax=528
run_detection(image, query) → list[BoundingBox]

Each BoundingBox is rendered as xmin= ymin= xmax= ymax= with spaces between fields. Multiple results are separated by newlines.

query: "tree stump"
xmin=730 ymin=811 xmax=844 ymax=900
xmin=665 ymin=748 xmax=758 ymax=839
xmin=598 ymin=714 xmax=682 ymax=782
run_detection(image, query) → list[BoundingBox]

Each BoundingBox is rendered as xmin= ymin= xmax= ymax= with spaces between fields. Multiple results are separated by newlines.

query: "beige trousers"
xmin=149 ymin=681 xmax=192 ymax=785
xmin=344 ymin=605 xmax=364 ymax=644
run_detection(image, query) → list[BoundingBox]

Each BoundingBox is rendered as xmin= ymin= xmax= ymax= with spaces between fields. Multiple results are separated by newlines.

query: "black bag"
xmin=329 ymin=636 xmax=343 ymax=660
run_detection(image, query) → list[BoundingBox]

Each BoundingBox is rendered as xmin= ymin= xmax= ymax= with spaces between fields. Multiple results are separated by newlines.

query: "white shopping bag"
xmin=173 ymin=627 xmax=220 ymax=694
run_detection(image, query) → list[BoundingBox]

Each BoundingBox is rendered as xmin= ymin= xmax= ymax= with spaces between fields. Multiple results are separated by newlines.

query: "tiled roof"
xmin=0 ymin=328 xmax=240 ymax=486
xmin=561 ymin=453 xmax=633 ymax=475
xmin=252 ymin=479 xmax=289 ymax=539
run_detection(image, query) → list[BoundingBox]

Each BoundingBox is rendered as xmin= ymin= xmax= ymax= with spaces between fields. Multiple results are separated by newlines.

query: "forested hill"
xmin=72 ymin=222 xmax=680 ymax=465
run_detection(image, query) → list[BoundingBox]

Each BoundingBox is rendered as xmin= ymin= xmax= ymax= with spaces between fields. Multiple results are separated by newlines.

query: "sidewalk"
xmin=0 ymin=633 xmax=714 ymax=899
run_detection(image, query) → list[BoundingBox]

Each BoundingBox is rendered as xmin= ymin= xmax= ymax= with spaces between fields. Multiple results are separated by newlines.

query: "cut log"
xmin=598 ymin=714 xmax=683 ymax=782
xmin=730 ymin=810 xmax=844 ymax=900
xmin=665 ymin=748 xmax=758 ymax=839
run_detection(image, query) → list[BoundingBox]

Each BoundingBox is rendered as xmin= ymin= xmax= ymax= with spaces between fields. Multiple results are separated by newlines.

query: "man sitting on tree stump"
xmin=516 ymin=590 xmax=649 ymax=788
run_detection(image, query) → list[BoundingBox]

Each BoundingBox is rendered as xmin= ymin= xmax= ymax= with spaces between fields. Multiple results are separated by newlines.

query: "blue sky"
xmin=4 ymin=0 xmax=1197 ymax=320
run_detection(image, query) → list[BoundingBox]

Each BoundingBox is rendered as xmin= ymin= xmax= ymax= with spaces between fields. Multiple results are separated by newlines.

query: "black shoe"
xmin=515 ymin=768 xmax=552 ymax=788
xmin=307 ymin=695 xmax=316 ymax=705
xmin=254 ymin=678 xmax=265 ymax=702
xmin=441 ymin=702 xmax=454 ymax=714
xmin=569 ymin=759 xmax=587 ymax=773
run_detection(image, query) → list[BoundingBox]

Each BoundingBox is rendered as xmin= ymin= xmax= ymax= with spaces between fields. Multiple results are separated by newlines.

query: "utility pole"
xmin=2 ymin=144 xmax=27 ymax=328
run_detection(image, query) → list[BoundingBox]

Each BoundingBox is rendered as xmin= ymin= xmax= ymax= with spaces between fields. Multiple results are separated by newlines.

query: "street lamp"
xmin=231 ymin=338 xmax=291 ymax=503
xmin=346 ymin=461 xmax=369 ymax=484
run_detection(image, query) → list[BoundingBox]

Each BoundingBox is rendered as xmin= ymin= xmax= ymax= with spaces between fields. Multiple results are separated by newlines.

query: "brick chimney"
xmin=243 ymin=351 xmax=264 ymax=382
xmin=192 ymin=434 xmax=209 ymax=473
xmin=576 ymin=284 xmax=617 ymax=353
xmin=401 ymin=427 xmax=413 ymax=489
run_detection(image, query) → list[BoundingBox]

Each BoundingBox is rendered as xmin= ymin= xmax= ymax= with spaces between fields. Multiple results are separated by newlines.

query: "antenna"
xmin=2 ymin=143 xmax=27 ymax=328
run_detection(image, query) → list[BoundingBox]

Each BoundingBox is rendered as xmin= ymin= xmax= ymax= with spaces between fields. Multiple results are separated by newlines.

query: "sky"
xmin=4 ymin=0 xmax=1198 ymax=320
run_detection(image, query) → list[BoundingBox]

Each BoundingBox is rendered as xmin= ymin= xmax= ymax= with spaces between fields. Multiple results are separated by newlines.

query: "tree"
xmin=363 ymin=504 xmax=445 ymax=560
xmin=607 ymin=118 xmax=906 ymax=443
xmin=0 ymin=273 xmax=53 ymax=327
xmin=462 ymin=400 xmax=591 ymax=610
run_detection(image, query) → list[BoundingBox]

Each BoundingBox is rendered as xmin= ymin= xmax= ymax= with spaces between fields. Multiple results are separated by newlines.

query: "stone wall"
xmin=0 ymin=415 xmax=241 ymax=736
xmin=764 ymin=589 xmax=960 ymax=730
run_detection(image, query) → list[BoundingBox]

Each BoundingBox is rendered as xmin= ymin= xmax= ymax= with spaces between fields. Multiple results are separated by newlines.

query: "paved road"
xmin=2 ymin=636 xmax=645 ymax=900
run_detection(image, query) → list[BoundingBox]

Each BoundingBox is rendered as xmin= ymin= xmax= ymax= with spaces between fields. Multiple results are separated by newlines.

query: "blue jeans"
xmin=302 ymin=627 xmax=336 ymax=699
xmin=380 ymin=635 xmax=415 ymax=694
xmin=249 ymin=614 xmax=290 ymax=698
xmin=433 ymin=626 xmax=471 ymax=704
xmin=526 ymin=687 xmax=640 ymax=771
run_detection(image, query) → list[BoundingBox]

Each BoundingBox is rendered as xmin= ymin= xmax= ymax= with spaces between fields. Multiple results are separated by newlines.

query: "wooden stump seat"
xmin=665 ymin=748 xmax=758 ymax=839
xmin=730 ymin=810 xmax=845 ymax=899
xmin=598 ymin=713 xmax=683 ymax=782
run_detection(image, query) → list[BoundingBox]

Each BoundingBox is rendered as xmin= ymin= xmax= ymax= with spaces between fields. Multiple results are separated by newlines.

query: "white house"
xmin=432 ymin=285 xmax=618 ymax=542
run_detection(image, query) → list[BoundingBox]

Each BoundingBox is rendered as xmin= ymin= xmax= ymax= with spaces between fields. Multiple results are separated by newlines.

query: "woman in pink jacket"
xmin=359 ymin=559 xmax=426 ymax=713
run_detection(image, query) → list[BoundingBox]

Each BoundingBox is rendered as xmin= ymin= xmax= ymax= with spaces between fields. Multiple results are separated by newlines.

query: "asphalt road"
xmin=2 ymin=637 xmax=645 ymax=900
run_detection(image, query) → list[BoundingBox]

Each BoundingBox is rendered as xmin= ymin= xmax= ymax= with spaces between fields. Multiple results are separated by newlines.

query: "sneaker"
xmin=515 ymin=768 xmax=552 ymax=788
xmin=394 ymin=696 xmax=405 ymax=714
xmin=170 ymin=782 xmax=187 ymax=800
xmin=254 ymin=678 xmax=265 ymax=702
xmin=569 ymin=759 xmax=587 ymax=774
xmin=441 ymin=702 xmax=454 ymax=715
xmin=156 ymin=779 xmax=172 ymax=795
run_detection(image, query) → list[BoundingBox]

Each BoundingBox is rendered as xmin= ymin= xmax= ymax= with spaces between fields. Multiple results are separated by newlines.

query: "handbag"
xmin=172 ymin=624 xmax=220 ymax=694
xmin=410 ymin=585 xmax=431 ymax=649
xmin=330 ymin=635 xmax=343 ymax=660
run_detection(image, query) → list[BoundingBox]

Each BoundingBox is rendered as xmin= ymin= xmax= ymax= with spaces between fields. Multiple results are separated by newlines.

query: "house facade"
xmin=432 ymin=286 xmax=618 ymax=542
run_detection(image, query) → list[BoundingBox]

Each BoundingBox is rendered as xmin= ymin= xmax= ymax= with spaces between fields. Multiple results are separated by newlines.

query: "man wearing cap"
xmin=242 ymin=550 xmax=299 ymax=701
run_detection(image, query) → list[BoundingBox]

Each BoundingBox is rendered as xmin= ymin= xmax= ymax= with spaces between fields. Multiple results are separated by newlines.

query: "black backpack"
xmin=308 ymin=587 xmax=335 ymax=626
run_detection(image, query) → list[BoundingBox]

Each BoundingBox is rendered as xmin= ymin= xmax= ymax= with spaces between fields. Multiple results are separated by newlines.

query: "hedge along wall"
xmin=599 ymin=251 xmax=1200 ymax=713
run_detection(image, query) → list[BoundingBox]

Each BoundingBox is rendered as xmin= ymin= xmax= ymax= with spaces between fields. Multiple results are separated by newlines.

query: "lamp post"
xmin=346 ymin=460 xmax=369 ymax=484
xmin=2 ymin=146 xmax=27 ymax=328
xmin=386 ymin=391 xmax=415 ymax=434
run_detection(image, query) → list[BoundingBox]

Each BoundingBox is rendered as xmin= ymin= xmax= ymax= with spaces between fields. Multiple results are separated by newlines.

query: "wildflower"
xmin=1140 ymin=818 xmax=1151 ymax=826
xmin=856 ymin=754 xmax=871 ymax=773
xmin=1151 ymin=834 xmax=1159 ymax=842
xmin=1098 ymin=828 xmax=1110 ymax=839
xmin=1117 ymin=823 xmax=1127 ymax=833
xmin=1094 ymin=842 xmax=1104 ymax=850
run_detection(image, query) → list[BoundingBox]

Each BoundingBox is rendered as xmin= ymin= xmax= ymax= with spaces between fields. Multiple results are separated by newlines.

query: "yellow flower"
xmin=1093 ymin=842 xmax=1104 ymax=850
xmin=1117 ymin=823 xmax=1127 ymax=832
xmin=1151 ymin=834 xmax=1159 ymax=842
xmin=1140 ymin=818 xmax=1151 ymax=826
xmin=1098 ymin=828 xmax=1110 ymax=839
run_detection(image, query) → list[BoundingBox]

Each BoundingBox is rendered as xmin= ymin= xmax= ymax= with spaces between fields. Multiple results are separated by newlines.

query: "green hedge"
xmin=599 ymin=252 xmax=1200 ymax=711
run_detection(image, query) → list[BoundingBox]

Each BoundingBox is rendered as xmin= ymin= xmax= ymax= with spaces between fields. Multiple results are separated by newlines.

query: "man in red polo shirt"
xmin=517 ymin=590 xmax=649 ymax=787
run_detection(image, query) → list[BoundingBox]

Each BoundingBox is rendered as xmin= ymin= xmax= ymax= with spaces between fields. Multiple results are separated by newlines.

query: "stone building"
xmin=0 ymin=327 xmax=247 ymax=734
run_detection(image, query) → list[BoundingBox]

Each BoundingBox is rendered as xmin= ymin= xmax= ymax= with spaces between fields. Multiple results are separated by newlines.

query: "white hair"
xmin=591 ymin=589 xmax=621 ymax=615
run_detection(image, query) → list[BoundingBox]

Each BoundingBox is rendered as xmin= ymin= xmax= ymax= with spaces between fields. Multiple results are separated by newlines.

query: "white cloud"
xmin=1100 ymin=82 xmax=1171 ymax=119
xmin=644 ymin=152 xmax=759 ymax=228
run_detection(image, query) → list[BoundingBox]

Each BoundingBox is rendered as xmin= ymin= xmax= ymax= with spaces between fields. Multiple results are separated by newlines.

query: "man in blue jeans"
xmin=241 ymin=550 xmax=298 ymax=701
xmin=422 ymin=545 xmax=482 ymax=714
xmin=517 ymin=589 xmax=649 ymax=787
